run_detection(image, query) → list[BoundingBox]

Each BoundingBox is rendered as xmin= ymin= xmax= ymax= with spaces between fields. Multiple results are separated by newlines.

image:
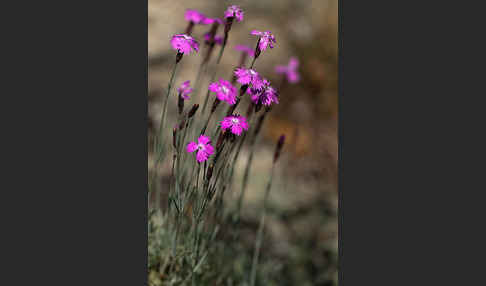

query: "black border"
xmin=4 ymin=0 xmax=149 ymax=284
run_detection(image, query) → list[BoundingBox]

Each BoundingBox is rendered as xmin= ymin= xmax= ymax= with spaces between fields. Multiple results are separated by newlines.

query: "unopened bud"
xmin=211 ymin=98 xmax=221 ymax=113
xmin=206 ymin=164 xmax=214 ymax=181
xmin=216 ymin=131 xmax=226 ymax=150
xmin=206 ymin=22 xmax=219 ymax=45
xmin=185 ymin=21 xmax=195 ymax=35
xmin=273 ymin=135 xmax=286 ymax=163
xmin=188 ymin=104 xmax=199 ymax=118
xmin=178 ymin=118 xmax=186 ymax=130
xmin=224 ymin=17 xmax=234 ymax=35
xmin=172 ymin=127 xmax=177 ymax=149
xmin=178 ymin=93 xmax=184 ymax=115
xmin=254 ymin=38 xmax=261 ymax=59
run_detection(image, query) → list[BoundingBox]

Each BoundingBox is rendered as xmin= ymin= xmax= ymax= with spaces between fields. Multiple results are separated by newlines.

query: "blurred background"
xmin=149 ymin=0 xmax=338 ymax=284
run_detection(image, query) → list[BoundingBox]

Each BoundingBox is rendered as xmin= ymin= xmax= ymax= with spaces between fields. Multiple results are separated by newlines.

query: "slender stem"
xmin=250 ymin=57 xmax=257 ymax=69
xmin=250 ymin=163 xmax=275 ymax=286
xmin=192 ymin=60 xmax=207 ymax=100
xmin=216 ymin=41 xmax=227 ymax=65
xmin=202 ymin=44 xmax=227 ymax=113
xmin=250 ymin=212 xmax=265 ymax=286
xmin=200 ymin=109 xmax=214 ymax=135
xmin=169 ymin=153 xmax=176 ymax=212
xmin=159 ymin=61 xmax=179 ymax=139
xmin=237 ymin=136 xmax=256 ymax=216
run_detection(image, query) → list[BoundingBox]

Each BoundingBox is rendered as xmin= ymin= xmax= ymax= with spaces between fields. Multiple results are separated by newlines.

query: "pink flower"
xmin=202 ymin=17 xmax=223 ymax=25
xmin=204 ymin=33 xmax=223 ymax=45
xmin=275 ymin=57 xmax=300 ymax=83
xmin=187 ymin=135 xmax=215 ymax=163
xmin=250 ymin=30 xmax=276 ymax=52
xmin=170 ymin=34 xmax=199 ymax=54
xmin=234 ymin=44 xmax=255 ymax=56
xmin=208 ymin=79 xmax=237 ymax=105
xmin=247 ymin=79 xmax=279 ymax=106
xmin=224 ymin=5 xmax=244 ymax=22
xmin=177 ymin=80 xmax=192 ymax=100
xmin=234 ymin=67 xmax=263 ymax=89
xmin=220 ymin=115 xmax=249 ymax=136
xmin=185 ymin=9 xmax=207 ymax=24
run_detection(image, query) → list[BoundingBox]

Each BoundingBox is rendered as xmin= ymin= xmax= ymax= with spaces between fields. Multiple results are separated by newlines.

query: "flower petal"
xmin=198 ymin=135 xmax=210 ymax=145
xmin=231 ymin=124 xmax=243 ymax=136
xmin=187 ymin=142 xmax=198 ymax=153
xmin=221 ymin=118 xmax=232 ymax=130
xmin=196 ymin=150 xmax=209 ymax=162
xmin=205 ymin=144 xmax=215 ymax=155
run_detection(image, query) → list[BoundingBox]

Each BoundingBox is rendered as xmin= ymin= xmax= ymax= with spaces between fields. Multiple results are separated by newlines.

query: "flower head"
xmin=220 ymin=115 xmax=249 ymax=136
xmin=208 ymin=79 xmax=237 ymax=105
xmin=275 ymin=57 xmax=300 ymax=83
xmin=170 ymin=34 xmax=199 ymax=54
xmin=204 ymin=32 xmax=223 ymax=45
xmin=224 ymin=5 xmax=244 ymax=22
xmin=177 ymin=80 xmax=192 ymax=100
xmin=247 ymin=79 xmax=279 ymax=106
xmin=250 ymin=30 xmax=276 ymax=52
xmin=185 ymin=9 xmax=207 ymax=24
xmin=234 ymin=44 xmax=255 ymax=56
xmin=187 ymin=135 xmax=215 ymax=163
xmin=234 ymin=67 xmax=263 ymax=89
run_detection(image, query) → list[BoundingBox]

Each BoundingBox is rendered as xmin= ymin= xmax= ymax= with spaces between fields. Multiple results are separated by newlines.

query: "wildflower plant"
xmin=208 ymin=78 xmax=237 ymax=105
xmin=187 ymin=135 xmax=215 ymax=163
xmin=221 ymin=115 xmax=249 ymax=136
xmin=275 ymin=57 xmax=300 ymax=83
xmin=149 ymin=4 xmax=295 ymax=285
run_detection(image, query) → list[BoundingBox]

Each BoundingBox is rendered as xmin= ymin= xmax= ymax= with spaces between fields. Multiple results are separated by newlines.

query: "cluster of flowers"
xmin=168 ymin=5 xmax=299 ymax=163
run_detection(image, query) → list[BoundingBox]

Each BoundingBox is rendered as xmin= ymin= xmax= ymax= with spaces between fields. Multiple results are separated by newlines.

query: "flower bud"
xmin=172 ymin=127 xmax=177 ymax=149
xmin=188 ymin=104 xmax=199 ymax=118
xmin=177 ymin=93 xmax=184 ymax=115
xmin=254 ymin=38 xmax=261 ymax=59
xmin=211 ymin=98 xmax=221 ymax=113
xmin=216 ymin=131 xmax=226 ymax=150
xmin=206 ymin=164 xmax=214 ymax=181
xmin=203 ymin=22 xmax=220 ymax=63
xmin=185 ymin=21 xmax=195 ymax=35
xmin=224 ymin=17 xmax=234 ymax=35
xmin=273 ymin=135 xmax=286 ymax=163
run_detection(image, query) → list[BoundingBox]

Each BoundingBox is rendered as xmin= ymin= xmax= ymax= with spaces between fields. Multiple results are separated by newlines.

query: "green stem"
xmin=157 ymin=61 xmax=179 ymax=161
xmin=250 ymin=57 xmax=257 ymax=69
xmin=202 ymin=44 xmax=227 ymax=113
xmin=237 ymin=128 xmax=258 ymax=217
xmin=250 ymin=163 xmax=275 ymax=286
